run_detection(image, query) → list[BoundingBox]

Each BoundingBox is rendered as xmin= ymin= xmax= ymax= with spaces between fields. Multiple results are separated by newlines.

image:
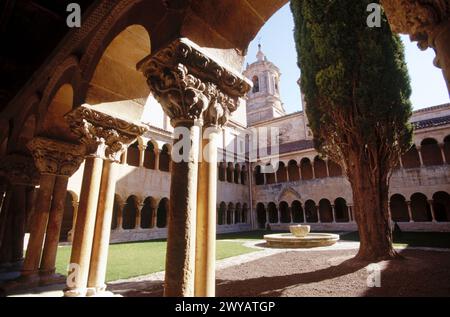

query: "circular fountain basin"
xmin=264 ymin=232 xmax=340 ymax=248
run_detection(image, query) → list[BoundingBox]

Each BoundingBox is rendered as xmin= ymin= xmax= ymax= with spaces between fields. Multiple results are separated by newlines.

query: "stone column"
xmin=406 ymin=201 xmax=414 ymax=222
xmin=331 ymin=205 xmax=336 ymax=223
xmin=439 ymin=143 xmax=447 ymax=164
xmin=382 ymin=0 xmax=450 ymax=92
xmin=135 ymin=201 xmax=143 ymax=229
xmin=116 ymin=202 xmax=124 ymax=230
xmin=67 ymin=201 xmax=79 ymax=243
xmin=417 ymin=146 xmax=424 ymax=166
xmin=64 ymin=105 xmax=148 ymax=297
xmin=139 ymin=38 xmax=251 ymax=297
xmin=138 ymin=144 xmax=146 ymax=168
xmin=325 ymin=160 xmax=330 ymax=177
xmin=428 ymin=200 xmax=437 ymax=222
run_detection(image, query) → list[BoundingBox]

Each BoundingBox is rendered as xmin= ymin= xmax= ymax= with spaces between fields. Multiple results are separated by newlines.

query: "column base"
xmin=86 ymin=287 xmax=117 ymax=297
xmin=63 ymin=287 xmax=88 ymax=297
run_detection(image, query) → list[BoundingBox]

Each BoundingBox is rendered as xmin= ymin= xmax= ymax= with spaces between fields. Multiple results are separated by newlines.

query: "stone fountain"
xmin=263 ymin=225 xmax=339 ymax=248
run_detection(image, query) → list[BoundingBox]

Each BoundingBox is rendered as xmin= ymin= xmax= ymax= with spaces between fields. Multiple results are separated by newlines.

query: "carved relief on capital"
xmin=64 ymin=105 xmax=149 ymax=162
xmin=138 ymin=38 xmax=251 ymax=127
xmin=27 ymin=137 xmax=86 ymax=177
xmin=0 ymin=154 xmax=40 ymax=186
xmin=382 ymin=0 xmax=449 ymax=47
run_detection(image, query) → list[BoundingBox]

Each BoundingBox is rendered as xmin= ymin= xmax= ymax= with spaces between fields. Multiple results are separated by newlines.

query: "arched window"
xmin=334 ymin=198 xmax=349 ymax=222
xmin=292 ymin=200 xmax=304 ymax=223
xmin=254 ymin=165 xmax=265 ymax=185
xmin=279 ymin=201 xmax=290 ymax=223
xmin=256 ymin=203 xmax=266 ymax=229
xmin=123 ymin=196 xmax=138 ymax=229
xmin=432 ymin=191 xmax=450 ymax=222
xmin=410 ymin=193 xmax=432 ymax=222
xmin=242 ymin=203 xmax=249 ymax=223
xmin=314 ymin=157 xmax=327 ymax=178
xmin=300 ymin=158 xmax=313 ymax=180
xmin=235 ymin=203 xmax=241 ymax=224
xmin=157 ymin=198 xmax=169 ymax=228
xmin=401 ymin=145 xmax=421 ymax=168
xmin=444 ymin=135 xmax=450 ymax=163
xmin=305 ymin=200 xmax=318 ymax=223
xmin=328 ymin=160 xmax=343 ymax=177
xmin=227 ymin=163 xmax=234 ymax=183
xmin=141 ymin=197 xmax=155 ymax=228
xmin=127 ymin=142 xmax=140 ymax=167
xmin=265 ymin=164 xmax=276 ymax=184
xmin=240 ymin=166 xmax=247 ymax=185
xmin=268 ymin=202 xmax=278 ymax=223
xmin=276 ymin=162 xmax=287 ymax=183
xmin=218 ymin=162 xmax=226 ymax=181
xmin=218 ymin=202 xmax=227 ymax=225
xmin=227 ymin=203 xmax=234 ymax=224
xmin=319 ymin=199 xmax=333 ymax=223
xmin=143 ymin=141 xmax=156 ymax=170
xmin=159 ymin=144 xmax=171 ymax=172
xmin=234 ymin=164 xmax=241 ymax=184
xmin=252 ymin=75 xmax=260 ymax=93
xmin=288 ymin=160 xmax=300 ymax=181
xmin=421 ymin=138 xmax=443 ymax=166
xmin=389 ymin=194 xmax=409 ymax=222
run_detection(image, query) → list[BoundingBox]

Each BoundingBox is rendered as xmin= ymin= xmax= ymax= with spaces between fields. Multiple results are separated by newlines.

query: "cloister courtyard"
xmin=3 ymin=230 xmax=450 ymax=297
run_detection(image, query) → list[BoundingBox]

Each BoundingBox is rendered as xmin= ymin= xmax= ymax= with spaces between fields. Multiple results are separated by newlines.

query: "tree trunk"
xmin=349 ymin=151 xmax=397 ymax=261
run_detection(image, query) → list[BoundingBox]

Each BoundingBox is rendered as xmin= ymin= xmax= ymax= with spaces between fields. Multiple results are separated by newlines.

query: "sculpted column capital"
xmin=138 ymin=38 xmax=251 ymax=127
xmin=382 ymin=0 xmax=449 ymax=47
xmin=0 ymin=154 xmax=40 ymax=186
xmin=64 ymin=105 xmax=149 ymax=162
xmin=27 ymin=137 xmax=86 ymax=177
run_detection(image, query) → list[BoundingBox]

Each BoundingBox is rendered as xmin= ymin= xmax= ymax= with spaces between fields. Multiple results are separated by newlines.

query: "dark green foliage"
xmin=290 ymin=0 xmax=412 ymax=170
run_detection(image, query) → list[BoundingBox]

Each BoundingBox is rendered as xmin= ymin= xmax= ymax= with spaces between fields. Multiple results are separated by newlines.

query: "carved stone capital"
xmin=382 ymin=0 xmax=449 ymax=48
xmin=0 ymin=154 xmax=40 ymax=186
xmin=64 ymin=105 xmax=149 ymax=162
xmin=27 ymin=137 xmax=86 ymax=177
xmin=138 ymin=38 xmax=251 ymax=127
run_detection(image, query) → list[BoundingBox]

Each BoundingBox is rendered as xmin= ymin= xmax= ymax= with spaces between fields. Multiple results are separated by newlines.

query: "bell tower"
xmin=243 ymin=45 xmax=286 ymax=126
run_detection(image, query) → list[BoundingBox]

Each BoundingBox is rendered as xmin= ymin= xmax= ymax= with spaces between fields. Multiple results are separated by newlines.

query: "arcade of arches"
xmin=0 ymin=0 xmax=449 ymax=299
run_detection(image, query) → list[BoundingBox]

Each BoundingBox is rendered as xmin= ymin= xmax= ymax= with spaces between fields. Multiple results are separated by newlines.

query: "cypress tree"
xmin=290 ymin=0 xmax=412 ymax=260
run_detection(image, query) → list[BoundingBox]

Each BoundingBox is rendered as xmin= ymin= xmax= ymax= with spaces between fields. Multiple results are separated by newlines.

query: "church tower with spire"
xmin=243 ymin=44 xmax=286 ymax=126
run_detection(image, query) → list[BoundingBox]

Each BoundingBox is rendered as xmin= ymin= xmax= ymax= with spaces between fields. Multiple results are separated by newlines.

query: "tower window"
xmin=252 ymin=76 xmax=259 ymax=93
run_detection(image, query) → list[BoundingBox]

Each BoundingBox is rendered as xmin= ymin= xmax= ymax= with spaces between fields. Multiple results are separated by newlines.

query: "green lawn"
xmin=56 ymin=239 xmax=259 ymax=282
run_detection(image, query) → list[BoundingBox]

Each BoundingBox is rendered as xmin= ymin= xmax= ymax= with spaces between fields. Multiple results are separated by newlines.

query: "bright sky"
xmin=244 ymin=3 xmax=449 ymax=114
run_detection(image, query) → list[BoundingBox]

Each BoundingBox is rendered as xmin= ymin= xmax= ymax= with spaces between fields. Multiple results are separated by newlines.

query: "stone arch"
xmin=313 ymin=156 xmax=327 ymax=178
xmin=444 ymin=135 xmax=450 ymax=163
xmin=421 ymin=138 xmax=443 ymax=166
xmin=267 ymin=202 xmax=278 ymax=224
xmin=159 ymin=144 xmax=171 ymax=172
xmin=235 ymin=203 xmax=242 ymax=224
xmin=292 ymin=200 xmax=304 ymax=223
xmin=328 ymin=160 xmax=343 ymax=177
xmin=123 ymin=195 xmax=139 ymax=229
xmin=432 ymin=191 xmax=450 ymax=222
xmin=389 ymin=194 xmax=409 ymax=222
xmin=256 ymin=203 xmax=266 ymax=228
xmin=401 ymin=145 xmax=421 ymax=168
xmin=305 ymin=200 xmax=318 ymax=223
xmin=319 ymin=199 xmax=333 ymax=223
xmin=265 ymin=163 xmax=276 ymax=184
xmin=127 ymin=141 xmax=140 ymax=167
xmin=279 ymin=201 xmax=290 ymax=223
xmin=252 ymin=75 xmax=260 ymax=93
xmin=242 ymin=203 xmax=249 ymax=223
xmin=157 ymin=198 xmax=169 ymax=228
xmin=276 ymin=161 xmax=287 ymax=183
xmin=334 ymin=198 xmax=349 ymax=222
xmin=218 ymin=202 xmax=227 ymax=225
xmin=227 ymin=203 xmax=234 ymax=224
xmin=83 ymin=24 xmax=151 ymax=111
xmin=226 ymin=163 xmax=234 ymax=183
xmin=234 ymin=164 xmax=241 ymax=184
xmin=287 ymin=160 xmax=300 ymax=181
xmin=143 ymin=140 xmax=157 ymax=169
xmin=240 ymin=165 xmax=247 ymax=185
xmin=254 ymin=165 xmax=265 ymax=185
xmin=410 ymin=193 xmax=432 ymax=222
xmin=300 ymin=158 xmax=313 ymax=180
xmin=141 ymin=196 xmax=156 ymax=228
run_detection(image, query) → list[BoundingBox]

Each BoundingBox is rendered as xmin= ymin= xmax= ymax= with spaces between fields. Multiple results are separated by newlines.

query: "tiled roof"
xmin=253 ymin=140 xmax=315 ymax=156
xmin=412 ymin=115 xmax=450 ymax=130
